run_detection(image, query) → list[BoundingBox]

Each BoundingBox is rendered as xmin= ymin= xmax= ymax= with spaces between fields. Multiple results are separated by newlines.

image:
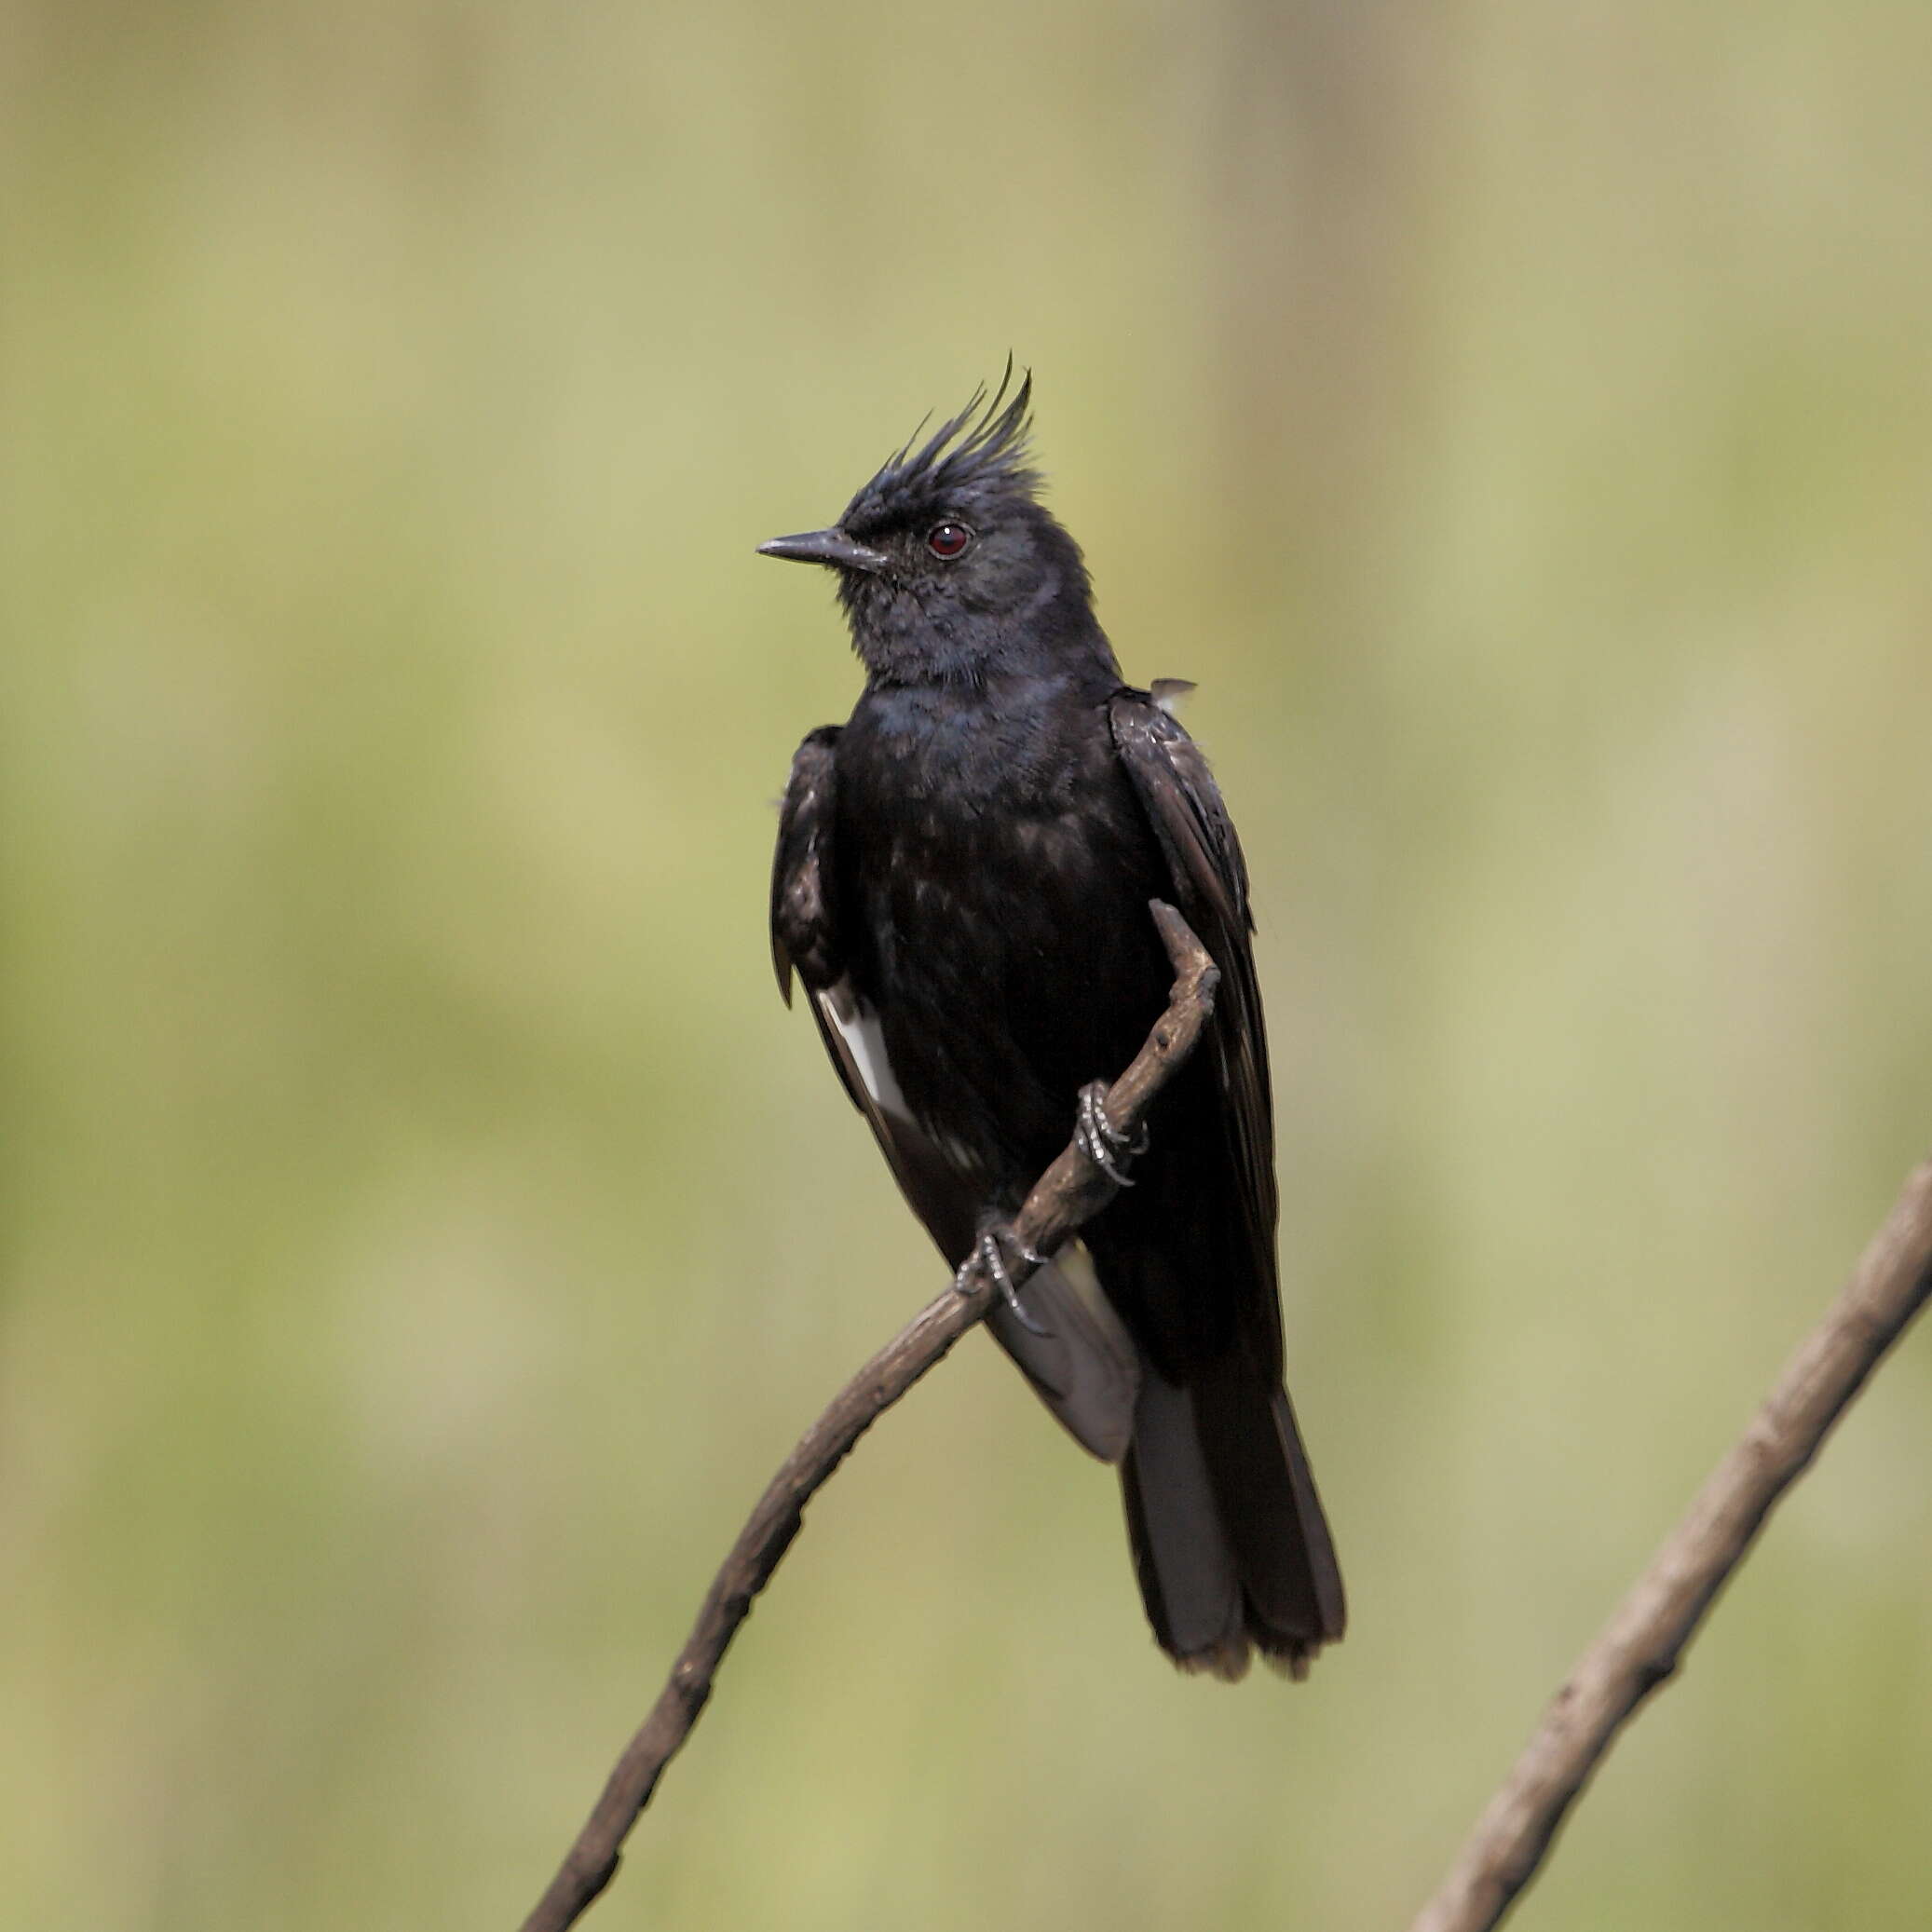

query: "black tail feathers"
xmin=1121 ymin=1350 xmax=1344 ymax=1680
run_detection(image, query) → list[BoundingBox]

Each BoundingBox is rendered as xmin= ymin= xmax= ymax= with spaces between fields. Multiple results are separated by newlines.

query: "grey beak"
xmin=756 ymin=527 xmax=891 ymax=573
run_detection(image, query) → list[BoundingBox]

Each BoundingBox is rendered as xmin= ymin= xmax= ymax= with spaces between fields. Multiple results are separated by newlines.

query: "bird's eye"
xmin=926 ymin=521 xmax=973 ymax=559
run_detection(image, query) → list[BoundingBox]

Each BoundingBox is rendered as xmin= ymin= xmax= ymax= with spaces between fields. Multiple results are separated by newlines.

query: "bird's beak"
xmin=756 ymin=527 xmax=890 ymax=574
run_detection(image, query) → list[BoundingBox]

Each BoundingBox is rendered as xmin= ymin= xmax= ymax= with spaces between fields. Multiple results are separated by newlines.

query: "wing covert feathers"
xmin=770 ymin=726 xmax=843 ymax=1005
xmin=1108 ymin=687 xmax=1280 ymax=1361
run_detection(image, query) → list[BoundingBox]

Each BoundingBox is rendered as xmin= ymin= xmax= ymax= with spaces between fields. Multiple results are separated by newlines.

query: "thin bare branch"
xmin=1411 ymin=1155 xmax=1932 ymax=1932
xmin=518 ymin=901 xmax=1220 ymax=1932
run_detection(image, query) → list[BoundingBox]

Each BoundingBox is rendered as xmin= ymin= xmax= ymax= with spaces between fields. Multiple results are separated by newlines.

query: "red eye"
xmin=927 ymin=521 xmax=973 ymax=558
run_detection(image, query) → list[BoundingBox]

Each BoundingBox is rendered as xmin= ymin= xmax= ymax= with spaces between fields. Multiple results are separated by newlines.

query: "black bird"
xmin=761 ymin=371 xmax=1343 ymax=1679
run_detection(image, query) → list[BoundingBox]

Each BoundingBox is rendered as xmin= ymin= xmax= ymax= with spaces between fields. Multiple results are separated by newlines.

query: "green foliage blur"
xmin=5 ymin=3 xmax=1930 ymax=1926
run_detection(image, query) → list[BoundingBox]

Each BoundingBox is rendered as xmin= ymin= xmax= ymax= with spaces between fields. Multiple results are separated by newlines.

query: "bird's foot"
xmin=1075 ymin=1081 xmax=1149 ymax=1187
xmin=955 ymin=1223 xmax=1051 ymax=1336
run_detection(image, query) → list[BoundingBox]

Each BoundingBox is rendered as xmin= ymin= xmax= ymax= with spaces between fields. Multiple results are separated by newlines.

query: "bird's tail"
xmin=1119 ymin=1349 xmax=1345 ymax=1680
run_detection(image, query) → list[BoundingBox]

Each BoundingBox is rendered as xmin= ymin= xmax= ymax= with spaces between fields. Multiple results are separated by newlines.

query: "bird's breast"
xmin=831 ymin=690 xmax=1173 ymax=1180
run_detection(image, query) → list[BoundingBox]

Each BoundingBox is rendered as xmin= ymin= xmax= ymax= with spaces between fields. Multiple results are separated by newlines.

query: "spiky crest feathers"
xmin=840 ymin=362 xmax=1041 ymax=537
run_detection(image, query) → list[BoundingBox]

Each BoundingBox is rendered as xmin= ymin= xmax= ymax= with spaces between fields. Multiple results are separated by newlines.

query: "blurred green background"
xmin=5 ymin=2 xmax=1931 ymax=1927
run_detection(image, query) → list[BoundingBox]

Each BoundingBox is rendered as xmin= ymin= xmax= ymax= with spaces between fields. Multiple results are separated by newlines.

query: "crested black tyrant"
xmin=761 ymin=369 xmax=1344 ymax=1680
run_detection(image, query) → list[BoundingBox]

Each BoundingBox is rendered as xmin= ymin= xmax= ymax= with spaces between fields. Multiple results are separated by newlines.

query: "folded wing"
xmin=772 ymin=727 xmax=1140 ymax=1461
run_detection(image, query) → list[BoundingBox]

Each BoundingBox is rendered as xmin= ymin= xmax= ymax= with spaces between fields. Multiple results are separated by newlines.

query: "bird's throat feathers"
xmin=837 ymin=519 xmax=1116 ymax=689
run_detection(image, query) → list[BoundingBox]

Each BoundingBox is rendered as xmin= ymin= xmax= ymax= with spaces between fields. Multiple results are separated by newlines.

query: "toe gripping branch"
xmin=956 ymin=1225 xmax=1051 ymax=1336
xmin=951 ymin=1081 xmax=1153 ymax=1339
xmin=1075 ymin=1081 xmax=1150 ymax=1187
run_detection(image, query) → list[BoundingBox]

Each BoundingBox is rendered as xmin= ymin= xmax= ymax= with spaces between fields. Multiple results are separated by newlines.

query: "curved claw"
xmin=1076 ymin=1082 xmax=1149 ymax=1187
xmin=955 ymin=1227 xmax=1051 ymax=1337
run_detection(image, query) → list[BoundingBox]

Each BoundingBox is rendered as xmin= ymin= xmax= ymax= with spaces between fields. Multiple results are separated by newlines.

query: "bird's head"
xmin=758 ymin=367 xmax=1103 ymax=686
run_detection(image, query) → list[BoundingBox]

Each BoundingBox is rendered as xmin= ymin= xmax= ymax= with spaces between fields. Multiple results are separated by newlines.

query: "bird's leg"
xmin=1075 ymin=1081 xmax=1150 ymax=1187
xmin=954 ymin=1220 xmax=1051 ymax=1336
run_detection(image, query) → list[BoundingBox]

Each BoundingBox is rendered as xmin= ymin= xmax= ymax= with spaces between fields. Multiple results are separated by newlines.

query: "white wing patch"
xmin=820 ymin=977 xmax=911 ymax=1121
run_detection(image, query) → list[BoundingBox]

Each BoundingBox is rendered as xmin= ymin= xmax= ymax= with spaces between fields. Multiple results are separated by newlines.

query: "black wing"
xmin=1107 ymin=687 xmax=1281 ymax=1370
xmin=772 ymin=726 xmax=973 ymax=1248
xmin=771 ymin=727 xmax=844 ymax=1008
xmin=1107 ymin=688 xmax=1344 ymax=1672
xmin=771 ymin=726 xmax=1139 ymax=1460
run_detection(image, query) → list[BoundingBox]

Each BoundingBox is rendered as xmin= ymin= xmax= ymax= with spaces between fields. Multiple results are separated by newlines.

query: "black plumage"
xmin=762 ymin=372 xmax=1344 ymax=1679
